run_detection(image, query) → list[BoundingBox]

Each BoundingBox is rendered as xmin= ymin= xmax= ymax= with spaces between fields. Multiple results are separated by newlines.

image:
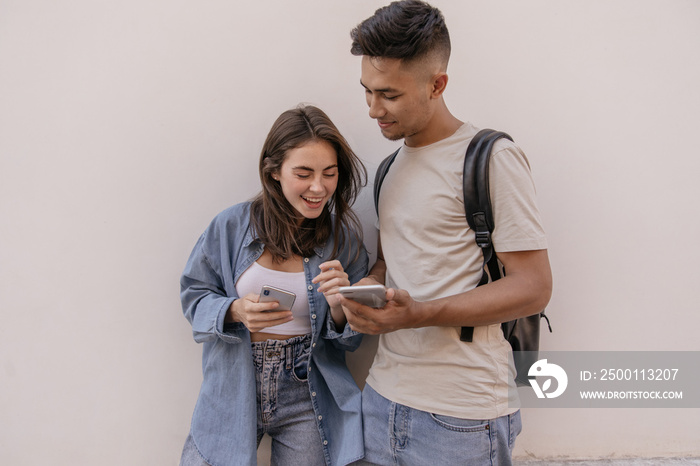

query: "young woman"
xmin=179 ymin=105 xmax=368 ymax=466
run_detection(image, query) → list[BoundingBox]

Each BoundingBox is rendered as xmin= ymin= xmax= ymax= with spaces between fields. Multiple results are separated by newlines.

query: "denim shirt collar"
xmin=242 ymin=224 xmax=326 ymax=259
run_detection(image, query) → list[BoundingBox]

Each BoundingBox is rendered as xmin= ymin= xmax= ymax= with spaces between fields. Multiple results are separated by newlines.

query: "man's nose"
xmin=368 ymin=95 xmax=385 ymax=119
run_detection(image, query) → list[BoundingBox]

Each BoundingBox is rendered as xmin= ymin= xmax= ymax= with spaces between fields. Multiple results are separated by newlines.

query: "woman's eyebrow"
xmin=291 ymin=164 xmax=338 ymax=171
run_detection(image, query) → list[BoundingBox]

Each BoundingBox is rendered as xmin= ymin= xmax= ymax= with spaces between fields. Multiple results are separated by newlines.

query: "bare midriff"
xmin=250 ymin=331 xmax=309 ymax=342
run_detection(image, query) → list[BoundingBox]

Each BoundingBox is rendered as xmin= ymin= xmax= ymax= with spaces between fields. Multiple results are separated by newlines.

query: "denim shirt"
xmin=180 ymin=202 xmax=367 ymax=466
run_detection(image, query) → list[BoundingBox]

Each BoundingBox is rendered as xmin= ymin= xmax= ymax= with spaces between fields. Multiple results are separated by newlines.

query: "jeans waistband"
xmin=251 ymin=334 xmax=311 ymax=364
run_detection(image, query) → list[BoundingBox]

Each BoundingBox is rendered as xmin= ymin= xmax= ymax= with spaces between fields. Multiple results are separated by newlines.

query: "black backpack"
xmin=373 ymin=128 xmax=551 ymax=386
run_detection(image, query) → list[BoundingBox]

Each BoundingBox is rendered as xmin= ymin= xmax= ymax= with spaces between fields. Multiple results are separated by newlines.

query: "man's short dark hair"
xmin=350 ymin=0 xmax=450 ymax=64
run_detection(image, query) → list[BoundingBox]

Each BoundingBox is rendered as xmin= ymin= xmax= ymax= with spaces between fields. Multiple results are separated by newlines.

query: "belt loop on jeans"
xmin=285 ymin=343 xmax=292 ymax=370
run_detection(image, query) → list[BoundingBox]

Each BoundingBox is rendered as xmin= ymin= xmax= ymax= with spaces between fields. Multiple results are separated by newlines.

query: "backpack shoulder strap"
xmin=460 ymin=129 xmax=513 ymax=342
xmin=373 ymin=148 xmax=401 ymax=216
xmin=462 ymin=129 xmax=513 ymax=252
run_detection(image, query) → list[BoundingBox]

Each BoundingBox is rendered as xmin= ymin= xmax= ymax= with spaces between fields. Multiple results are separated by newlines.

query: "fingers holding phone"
xmin=228 ymin=287 xmax=295 ymax=333
xmin=341 ymin=286 xmax=416 ymax=335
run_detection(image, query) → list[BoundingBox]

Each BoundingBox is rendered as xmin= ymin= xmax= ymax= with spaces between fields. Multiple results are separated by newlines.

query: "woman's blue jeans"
xmin=180 ymin=334 xmax=325 ymax=466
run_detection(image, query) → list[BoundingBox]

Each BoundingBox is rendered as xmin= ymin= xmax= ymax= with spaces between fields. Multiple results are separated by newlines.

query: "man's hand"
xmin=341 ymin=249 xmax=552 ymax=333
xmin=340 ymin=287 xmax=422 ymax=334
xmin=353 ymin=275 xmax=382 ymax=288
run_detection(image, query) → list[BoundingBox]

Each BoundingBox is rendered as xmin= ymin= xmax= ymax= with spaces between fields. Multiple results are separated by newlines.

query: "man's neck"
xmin=405 ymin=104 xmax=463 ymax=148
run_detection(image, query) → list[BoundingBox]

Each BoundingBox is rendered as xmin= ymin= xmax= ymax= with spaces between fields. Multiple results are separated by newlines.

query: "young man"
xmin=342 ymin=1 xmax=553 ymax=464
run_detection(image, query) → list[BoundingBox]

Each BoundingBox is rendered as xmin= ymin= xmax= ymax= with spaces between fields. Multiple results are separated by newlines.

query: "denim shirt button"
xmin=311 ymin=314 xmax=317 ymax=319
xmin=307 ymin=285 xmax=313 ymax=291
xmin=312 ymin=392 xmax=316 ymax=397
xmin=318 ymin=415 xmax=323 ymax=420
xmin=323 ymin=440 xmax=328 ymax=446
xmin=304 ymin=258 xmax=309 ymax=263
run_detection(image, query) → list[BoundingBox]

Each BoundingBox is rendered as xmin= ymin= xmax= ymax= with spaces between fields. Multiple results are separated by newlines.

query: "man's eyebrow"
xmin=360 ymin=80 xmax=398 ymax=94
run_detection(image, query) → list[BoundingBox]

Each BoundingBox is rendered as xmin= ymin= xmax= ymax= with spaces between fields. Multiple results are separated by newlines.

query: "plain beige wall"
xmin=1 ymin=0 xmax=699 ymax=464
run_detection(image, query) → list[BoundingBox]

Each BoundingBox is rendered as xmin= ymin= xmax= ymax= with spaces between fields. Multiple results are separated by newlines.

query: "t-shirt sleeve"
xmin=489 ymin=141 xmax=548 ymax=252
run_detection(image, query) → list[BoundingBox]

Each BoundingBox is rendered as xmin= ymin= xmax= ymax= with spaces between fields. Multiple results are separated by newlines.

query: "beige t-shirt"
xmin=365 ymin=122 xmax=548 ymax=419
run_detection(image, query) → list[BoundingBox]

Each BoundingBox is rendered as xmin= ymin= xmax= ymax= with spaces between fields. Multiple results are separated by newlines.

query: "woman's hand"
xmin=312 ymin=260 xmax=350 ymax=328
xmin=226 ymin=293 xmax=293 ymax=333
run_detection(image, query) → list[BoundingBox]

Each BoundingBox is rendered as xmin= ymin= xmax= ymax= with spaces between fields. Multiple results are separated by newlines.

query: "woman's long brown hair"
xmin=250 ymin=105 xmax=367 ymax=262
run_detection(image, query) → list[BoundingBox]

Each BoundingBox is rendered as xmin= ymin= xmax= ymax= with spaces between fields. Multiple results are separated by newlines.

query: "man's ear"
xmin=430 ymin=72 xmax=449 ymax=99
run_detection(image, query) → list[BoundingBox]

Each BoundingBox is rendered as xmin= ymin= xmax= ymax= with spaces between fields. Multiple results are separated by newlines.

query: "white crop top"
xmin=235 ymin=261 xmax=312 ymax=335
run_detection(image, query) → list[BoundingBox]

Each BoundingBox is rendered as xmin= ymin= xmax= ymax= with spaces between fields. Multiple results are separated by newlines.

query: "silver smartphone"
xmin=259 ymin=285 xmax=296 ymax=311
xmin=338 ymin=284 xmax=387 ymax=308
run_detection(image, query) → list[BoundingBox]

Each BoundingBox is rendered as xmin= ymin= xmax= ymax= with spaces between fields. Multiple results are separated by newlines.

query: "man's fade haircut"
xmin=350 ymin=0 xmax=450 ymax=67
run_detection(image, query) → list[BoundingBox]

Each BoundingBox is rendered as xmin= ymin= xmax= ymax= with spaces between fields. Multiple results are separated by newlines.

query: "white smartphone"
xmin=338 ymin=284 xmax=387 ymax=308
xmin=259 ymin=285 xmax=296 ymax=311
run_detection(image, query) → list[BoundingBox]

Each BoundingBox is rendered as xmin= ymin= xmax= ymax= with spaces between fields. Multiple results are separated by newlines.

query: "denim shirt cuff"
xmin=323 ymin=314 xmax=361 ymax=340
xmin=215 ymin=297 xmax=246 ymax=344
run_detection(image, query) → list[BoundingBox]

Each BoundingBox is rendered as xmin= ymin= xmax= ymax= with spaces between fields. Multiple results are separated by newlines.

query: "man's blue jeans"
xmin=359 ymin=384 xmax=521 ymax=465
